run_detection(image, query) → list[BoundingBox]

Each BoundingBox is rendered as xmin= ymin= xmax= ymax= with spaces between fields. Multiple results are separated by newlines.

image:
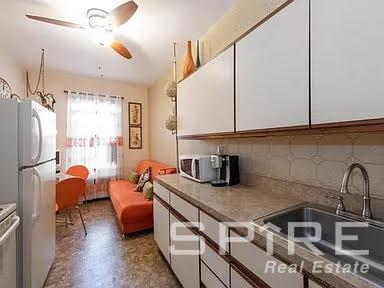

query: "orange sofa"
xmin=108 ymin=160 xmax=176 ymax=235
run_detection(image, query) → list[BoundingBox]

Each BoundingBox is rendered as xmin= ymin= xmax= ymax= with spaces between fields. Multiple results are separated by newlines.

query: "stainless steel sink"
xmin=253 ymin=204 xmax=384 ymax=286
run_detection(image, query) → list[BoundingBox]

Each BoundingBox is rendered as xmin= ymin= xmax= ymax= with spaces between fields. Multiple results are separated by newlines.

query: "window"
xmin=66 ymin=92 xmax=123 ymax=199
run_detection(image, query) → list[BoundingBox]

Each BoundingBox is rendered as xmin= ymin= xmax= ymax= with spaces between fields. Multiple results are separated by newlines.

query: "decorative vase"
xmin=183 ymin=41 xmax=196 ymax=79
xmin=196 ymin=40 xmax=201 ymax=68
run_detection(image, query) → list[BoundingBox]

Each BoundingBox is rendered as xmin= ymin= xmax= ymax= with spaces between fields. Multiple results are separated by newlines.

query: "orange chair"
xmin=66 ymin=165 xmax=90 ymax=207
xmin=56 ymin=177 xmax=87 ymax=236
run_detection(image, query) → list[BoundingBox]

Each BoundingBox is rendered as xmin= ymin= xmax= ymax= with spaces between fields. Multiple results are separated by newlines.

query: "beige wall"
xmin=28 ymin=70 xmax=149 ymax=176
xmin=148 ymin=71 xmax=178 ymax=166
xmin=200 ymin=0 xmax=287 ymax=64
xmin=0 ymin=47 xmax=25 ymax=98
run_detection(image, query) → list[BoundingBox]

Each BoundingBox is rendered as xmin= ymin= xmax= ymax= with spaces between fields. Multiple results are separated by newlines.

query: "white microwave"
xmin=179 ymin=155 xmax=215 ymax=183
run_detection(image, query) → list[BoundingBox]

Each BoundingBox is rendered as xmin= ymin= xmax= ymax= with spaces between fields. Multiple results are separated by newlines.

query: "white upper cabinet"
xmin=236 ymin=0 xmax=309 ymax=132
xmin=311 ymin=0 xmax=384 ymax=125
xmin=177 ymin=46 xmax=235 ymax=136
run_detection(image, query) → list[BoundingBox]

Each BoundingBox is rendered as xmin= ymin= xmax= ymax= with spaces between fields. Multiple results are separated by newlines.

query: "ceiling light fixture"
xmin=87 ymin=9 xmax=110 ymax=29
xmin=89 ymin=28 xmax=114 ymax=46
xmin=25 ymin=1 xmax=138 ymax=60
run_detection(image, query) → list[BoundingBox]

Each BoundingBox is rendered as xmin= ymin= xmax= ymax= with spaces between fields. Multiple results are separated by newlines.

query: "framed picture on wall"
xmin=129 ymin=126 xmax=142 ymax=149
xmin=128 ymin=102 xmax=142 ymax=126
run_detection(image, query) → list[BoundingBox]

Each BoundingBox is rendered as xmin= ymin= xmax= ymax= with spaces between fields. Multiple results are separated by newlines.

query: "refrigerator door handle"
xmin=32 ymin=109 xmax=43 ymax=165
xmin=32 ymin=168 xmax=43 ymax=224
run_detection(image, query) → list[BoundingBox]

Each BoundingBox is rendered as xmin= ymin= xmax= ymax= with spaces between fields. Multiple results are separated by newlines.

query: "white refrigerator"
xmin=0 ymin=98 xmax=56 ymax=288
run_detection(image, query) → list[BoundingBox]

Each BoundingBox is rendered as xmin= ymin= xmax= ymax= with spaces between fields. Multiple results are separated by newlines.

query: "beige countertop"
xmin=155 ymin=174 xmax=304 ymax=223
xmin=155 ymin=174 xmax=380 ymax=288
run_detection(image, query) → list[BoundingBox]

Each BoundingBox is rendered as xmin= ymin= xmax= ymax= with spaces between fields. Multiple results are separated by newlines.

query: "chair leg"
xmin=68 ymin=209 xmax=74 ymax=225
xmin=84 ymin=193 xmax=89 ymax=211
xmin=76 ymin=206 xmax=87 ymax=236
xmin=64 ymin=209 xmax=68 ymax=228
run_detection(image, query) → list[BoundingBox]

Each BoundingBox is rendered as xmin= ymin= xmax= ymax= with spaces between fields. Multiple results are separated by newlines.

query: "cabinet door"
xmin=170 ymin=213 xmax=200 ymax=288
xmin=230 ymin=231 xmax=304 ymax=288
xmin=231 ymin=267 xmax=262 ymax=288
xmin=177 ymin=46 xmax=235 ymax=136
xmin=170 ymin=192 xmax=199 ymax=224
xmin=200 ymin=239 xmax=230 ymax=287
xmin=236 ymin=0 xmax=309 ymax=132
xmin=201 ymin=261 xmax=226 ymax=288
xmin=154 ymin=182 xmax=170 ymax=204
xmin=200 ymin=211 xmax=229 ymax=252
xmin=308 ymin=280 xmax=323 ymax=288
xmin=154 ymin=198 xmax=170 ymax=263
xmin=311 ymin=0 xmax=384 ymax=125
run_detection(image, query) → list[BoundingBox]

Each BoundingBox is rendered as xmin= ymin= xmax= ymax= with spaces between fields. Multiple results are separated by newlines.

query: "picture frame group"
xmin=128 ymin=102 xmax=142 ymax=149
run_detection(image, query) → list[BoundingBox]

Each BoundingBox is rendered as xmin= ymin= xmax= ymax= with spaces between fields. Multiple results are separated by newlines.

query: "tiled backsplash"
xmin=178 ymin=133 xmax=384 ymax=199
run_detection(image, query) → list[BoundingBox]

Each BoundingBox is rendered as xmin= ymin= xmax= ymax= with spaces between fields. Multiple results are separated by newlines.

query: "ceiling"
xmin=0 ymin=0 xmax=236 ymax=86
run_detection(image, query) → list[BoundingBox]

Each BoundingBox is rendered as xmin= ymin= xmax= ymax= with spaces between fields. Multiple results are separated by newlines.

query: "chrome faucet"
xmin=340 ymin=163 xmax=372 ymax=219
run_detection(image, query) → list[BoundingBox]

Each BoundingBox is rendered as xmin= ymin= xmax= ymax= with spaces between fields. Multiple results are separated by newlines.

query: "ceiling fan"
xmin=25 ymin=1 xmax=138 ymax=60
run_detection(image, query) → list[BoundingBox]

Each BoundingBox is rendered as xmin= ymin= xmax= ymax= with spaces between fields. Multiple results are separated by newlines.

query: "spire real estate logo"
xmin=169 ymin=220 xmax=373 ymax=276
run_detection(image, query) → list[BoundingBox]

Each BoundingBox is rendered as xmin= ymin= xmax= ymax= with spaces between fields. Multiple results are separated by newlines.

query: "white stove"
xmin=0 ymin=203 xmax=17 ymax=222
xmin=0 ymin=203 xmax=19 ymax=288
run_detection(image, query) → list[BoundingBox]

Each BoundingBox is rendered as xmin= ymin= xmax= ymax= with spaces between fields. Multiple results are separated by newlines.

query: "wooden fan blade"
xmin=109 ymin=1 xmax=138 ymax=27
xmin=111 ymin=41 xmax=132 ymax=60
xmin=26 ymin=15 xmax=85 ymax=29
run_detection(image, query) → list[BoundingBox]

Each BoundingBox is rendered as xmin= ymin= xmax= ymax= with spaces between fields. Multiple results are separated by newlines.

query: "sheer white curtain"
xmin=66 ymin=91 xmax=123 ymax=199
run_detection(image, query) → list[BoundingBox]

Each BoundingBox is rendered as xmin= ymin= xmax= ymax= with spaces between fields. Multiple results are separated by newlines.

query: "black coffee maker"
xmin=210 ymin=154 xmax=240 ymax=187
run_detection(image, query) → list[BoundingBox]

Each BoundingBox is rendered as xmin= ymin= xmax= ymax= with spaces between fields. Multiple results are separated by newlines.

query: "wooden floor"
xmin=44 ymin=200 xmax=181 ymax=288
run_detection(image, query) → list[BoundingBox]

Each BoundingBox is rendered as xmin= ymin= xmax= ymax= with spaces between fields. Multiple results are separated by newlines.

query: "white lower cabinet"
xmin=170 ymin=213 xmax=200 ymax=288
xmin=308 ymin=280 xmax=323 ymax=288
xmin=154 ymin=183 xmax=313 ymax=288
xmin=153 ymin=197 xmax=170 ymax=263
xmin=231 ymin=267 xmax=259 ymax=288
xmin=201 ymin=261 xmax=226 ymax=288
xmin=200 ymin=239 xmax=230 ymax=287
xmin=154 ymin=182 xmax=170 ymax=204
xmin=200 ymin=211 xmax=229 ymax=252
xmin=170 ymin=192 xmax=199 ymax=224
xmin=230 ymin=231 xmax=304 ymax=288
